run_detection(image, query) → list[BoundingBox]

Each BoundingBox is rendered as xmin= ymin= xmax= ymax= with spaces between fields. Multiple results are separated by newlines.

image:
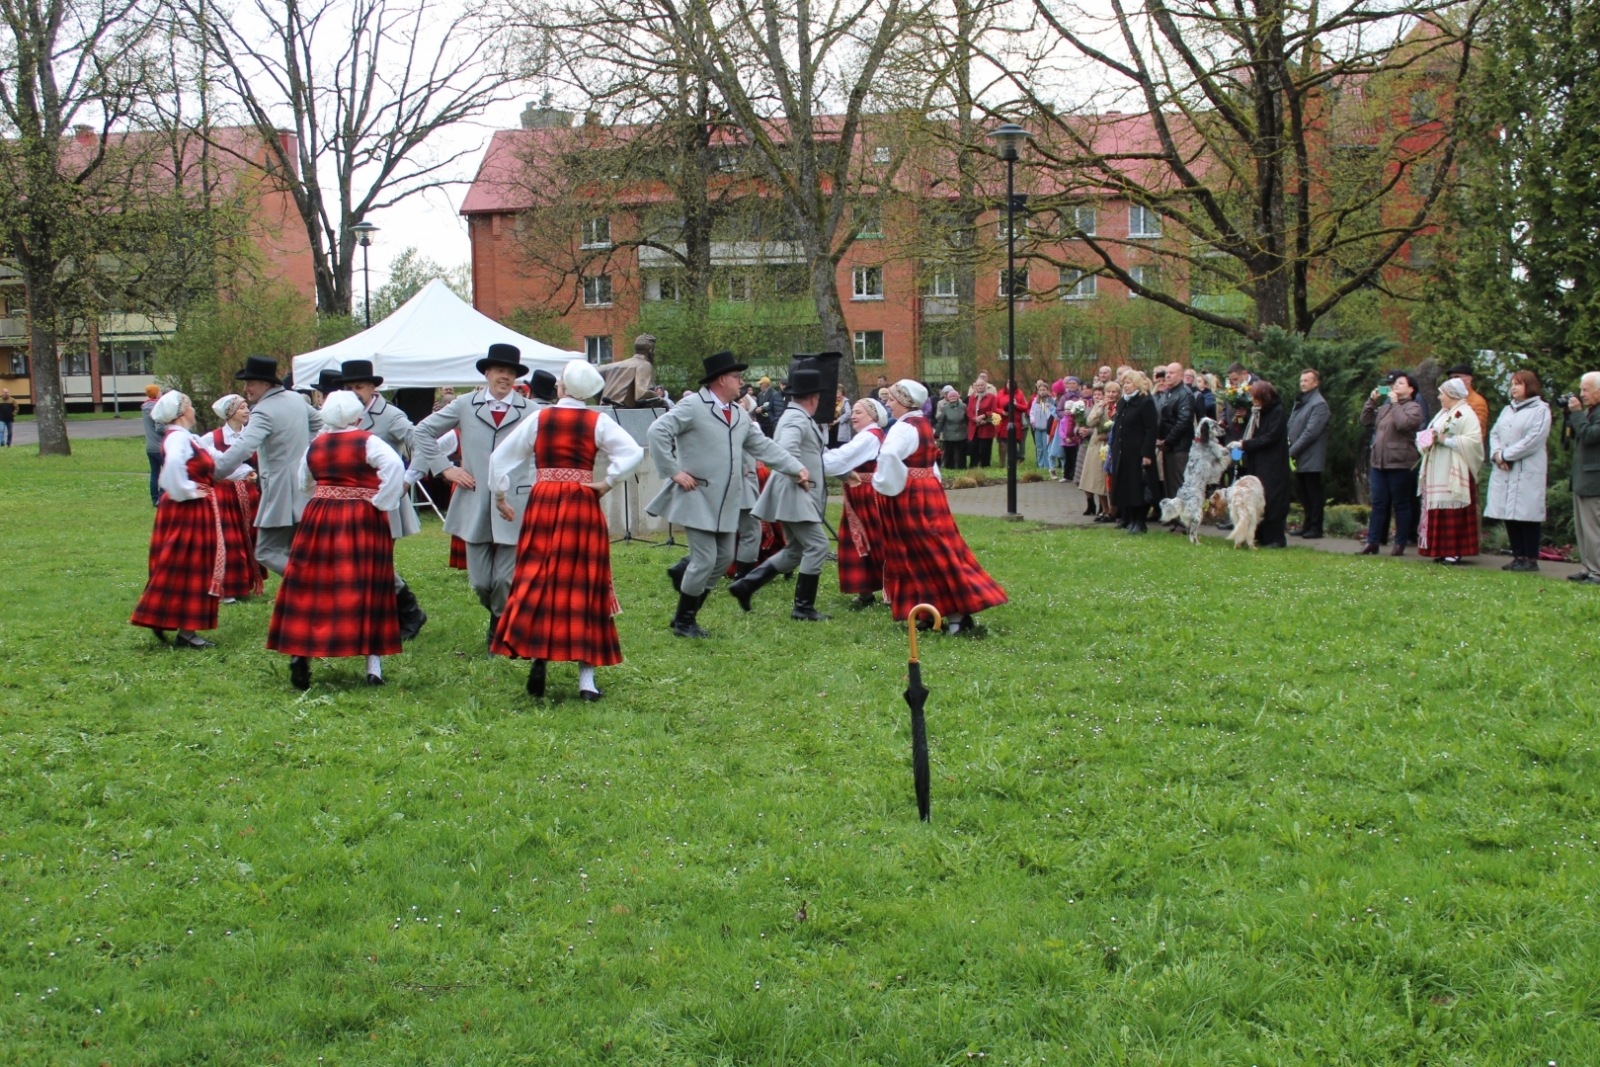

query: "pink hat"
xmin=1051 ymin=379 xmax=1066 ymax=396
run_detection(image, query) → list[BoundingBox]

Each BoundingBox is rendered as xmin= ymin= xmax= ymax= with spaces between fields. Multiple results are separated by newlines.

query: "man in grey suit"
xmin=414 ymin=345 xmax=543 ymax=642
xmin=213 ymin=356 xmax=323 ymax=576
xmin=340 ymin=359 xmax=437 ymax=640
xmin=728 ymin=368 xmax=831 ymax=621
xmin=646 ymin=351 xmax=807 ymax=638
xmin=1287 ymin=368 xmax=1332 ymax=539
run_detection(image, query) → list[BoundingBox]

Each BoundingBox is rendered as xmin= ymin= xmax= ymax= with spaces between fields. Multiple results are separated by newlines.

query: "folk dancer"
xmin=267 ymin=391 xmax=407 ymax=690
xmin=645 ymin=351 xmax=807 ymax=638
xmin=727 ymin=368 xmax=830 ymax=621
xmin=489 ymin=361 xmax=645 ymax=700
xmin=338 ymin=359 xmax=438 ymax=640
xmin=664 ymin=448 xmax=770 ymax=592
xmin=204 ymin=394 xmax=264 ymax=601
xmin=874 ymin=380 xmax=1008 ymax=635
xmin=212 ymin=356 xmax=323 ymax=576
xmin=821 ymin=397 xmax=890 ymax=609
xmin=129 ymin=391 xmax=247 ymax=647
xmin=415 ymin=347 xmax=546 ymax=643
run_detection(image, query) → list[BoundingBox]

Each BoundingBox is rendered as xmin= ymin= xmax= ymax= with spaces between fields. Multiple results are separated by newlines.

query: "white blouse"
xmin=160 ymin=428 xmax=250 ymax=501
xmin=822 ymin=426 xmax=882 ymax=477
xmin=297 ymin=427 xmax=407 ymax=512
xmin=872 ymin=413 xmax=940 ymax=497
xmin=488 ymin=398 xmax=646 ymax=495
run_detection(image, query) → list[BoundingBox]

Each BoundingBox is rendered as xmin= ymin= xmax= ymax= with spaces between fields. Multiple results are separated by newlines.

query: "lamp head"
xmin=351 ymin=219 xmax=379 ymax=247
xmin=988 ymin=122 xmax=1031 ymax=162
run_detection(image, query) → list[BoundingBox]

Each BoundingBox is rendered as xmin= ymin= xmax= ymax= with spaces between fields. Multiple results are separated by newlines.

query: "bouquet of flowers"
xmin=1220 ymin=384 xmax=1254 ymax=411
xmin=1065 ymin=399 xmax=1087 ymax=419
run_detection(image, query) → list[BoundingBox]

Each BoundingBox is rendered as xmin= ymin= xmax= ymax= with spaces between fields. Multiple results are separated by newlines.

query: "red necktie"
xmin=722 ymin=406 xmax=732 ymax=425
xmin=491 ymin=409 xmax=506 ymax=427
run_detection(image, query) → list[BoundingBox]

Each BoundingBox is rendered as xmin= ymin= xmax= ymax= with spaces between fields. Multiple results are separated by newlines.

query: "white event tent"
xmin=291 ymin=279 xmax=579 ymax=389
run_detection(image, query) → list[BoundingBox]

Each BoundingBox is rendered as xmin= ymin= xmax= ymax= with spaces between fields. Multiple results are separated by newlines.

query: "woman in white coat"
xmin=1485 ymin=369 xmax=1553 ymax=572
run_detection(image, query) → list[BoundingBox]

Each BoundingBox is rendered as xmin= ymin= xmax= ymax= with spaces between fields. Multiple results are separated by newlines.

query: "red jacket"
xmin=967 ymin=390 xmax=999 ymax=440
xmin=995 ymin=388 xmax=1028 ymax=440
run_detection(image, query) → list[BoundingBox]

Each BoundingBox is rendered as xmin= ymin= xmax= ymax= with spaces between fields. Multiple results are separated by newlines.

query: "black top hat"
xmin=529 ymin=369 xmax=558 ymax=403
xmin=233 ymin=355 xmax=282 ymax=384
xmin=1445 ymin=362 xmax=1474 ymax=377
xmin=477 ymin=343 xmax=528 ymax=376
xmin=338 ymin=359 xmax=383 ymax=387
xmin=699 ymin=350 xmax=748 ymax=384
xmin=314 ymin=369 xmax=346 ymax=396
xmin=784 ymin=368 xmax=824 ymax=397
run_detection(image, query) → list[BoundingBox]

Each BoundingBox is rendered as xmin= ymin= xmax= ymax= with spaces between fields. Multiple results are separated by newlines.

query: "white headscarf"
xmin=320 ymin=389 xmax=366 ymax=429
xmin=150 ymin=390 xmax=188 ymax=425
xmin=1441 ymin=378 xmax=1469 ymax=401
xmin=562 ymin=359 xmax=605 ymax=400
xmin=890 ymin=379 xmax=928 ymax=409
xmin=212 ymin=394 xmax=244 ymax=421
xmin=860 ymin=397 xmax=889 ymax=428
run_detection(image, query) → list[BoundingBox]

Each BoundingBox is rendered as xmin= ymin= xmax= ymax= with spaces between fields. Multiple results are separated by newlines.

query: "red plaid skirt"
xmin=878 ymin=473 xmax=1008 ymax=621
xmin=1419 ymin=480 xmax=1480 ymax=558
xmin=837 ymin=481 xmax=885 ymax=593
xmin=130 ymin=494 xmax=222 ymax=633
xmin=267 ymin=496 xmax=400 ymax=657
xmin=216 ymin=480 xmax=263 ymax=598
xmin=491 ymin=476 xmax=622 ymax=666
xmin=449 ymin=535 xmax=468 ymax=570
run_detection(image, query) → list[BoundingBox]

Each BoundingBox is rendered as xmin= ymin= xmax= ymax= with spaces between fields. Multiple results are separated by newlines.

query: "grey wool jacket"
xmin=359 ymin=394 xmax=437 ymax=538
xmin=752 ymin=405 xmax=827 ymax=524
xmin=213 ymin=385 xmax=323 ymax=528
xmin=415 ymin=389 xmax=540 ymax=546
xmin=646 ymin=388 xmax=803 ymax=533
xmin=1286 ymin=388 xmax=1331 ymax=473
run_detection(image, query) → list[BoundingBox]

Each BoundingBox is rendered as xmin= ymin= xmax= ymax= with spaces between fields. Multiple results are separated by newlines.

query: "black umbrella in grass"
xmin=905 ymin=603 xmax=943 ymax=822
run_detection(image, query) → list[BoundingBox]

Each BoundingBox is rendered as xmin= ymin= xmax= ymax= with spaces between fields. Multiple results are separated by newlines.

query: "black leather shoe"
xmin=1360 ymin=543 xmax=1380 ymax=555
xmin=526 ymin=659 xmax=546 ymax=697
xmin=366 ymin=674 xmax=385 ymax=686
xmin=1126 ymin=520 xmax=1148 ymax=534
xmin=1300 ymin=526 xmax=1323 ymax=540
xmin=670 ymin=592 xmax=711 ymax=638
xmin=849 ymin=592 xmax=876 ymax=610
xmin=728 ymin=561 xmax=778 ymax=612
xmin=1216 ymin=521 xmax=1234 ymax=532
xmin=790 ymin=572 xmax=830 ymax=622
xmin=290 ymin=656 xmax=311 ymax=691
xmin=732 ymin=559 xmax=756 ymax=580
xmin=177 ymin=634 xmax=216 ymax=649
xmin=666 ymin=556 xmax=690 ymax=592
xmin=579 ymin=688 xmax=603 ymax=703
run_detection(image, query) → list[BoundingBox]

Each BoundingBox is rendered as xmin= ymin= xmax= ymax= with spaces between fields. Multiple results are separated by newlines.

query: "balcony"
xmin=637 ymin=241 xmax=806 ymax=268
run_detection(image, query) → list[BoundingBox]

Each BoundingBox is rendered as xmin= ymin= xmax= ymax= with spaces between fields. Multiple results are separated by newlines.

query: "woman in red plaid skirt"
xmin=489 ymin=361 xmax=644 ymax=701
xmin=130 ymin=391 xmax=227 ymax=648
xmin=822 ymin=397 xmax=891 ymax=608
xmin=204 ymin=394 xmax=264 ymax=600
xmin=267 ymin=390 xmax=407 ymax=690
xmin=874 ymin=380 xmax=1008 ymax=635
xmin=1418 ymin=378 xmax=1486 ymax=564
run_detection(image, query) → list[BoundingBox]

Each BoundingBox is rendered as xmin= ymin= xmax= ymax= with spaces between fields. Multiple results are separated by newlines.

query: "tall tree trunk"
xmin=810 ymin=252 xmax=855 ymax=395
xmin=24 ymin=270 xmax=70 ymax=457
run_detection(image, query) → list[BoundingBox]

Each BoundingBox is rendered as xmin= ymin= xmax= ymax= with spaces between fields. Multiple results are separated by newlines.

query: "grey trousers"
xmin=683 ymin=527 xmax=737 ymax=596
xmin=1576 ymin=494 xmax=1600 ymax=578
xmin=766 ymin=520 xmax=829 ymax=576
xmin=465 ymin=540 xmax=516 ymax=615
xmin=255 ymin=525 xmax=296 ymax=576
xmin=736 ymin=508 xmax=762 ymax=563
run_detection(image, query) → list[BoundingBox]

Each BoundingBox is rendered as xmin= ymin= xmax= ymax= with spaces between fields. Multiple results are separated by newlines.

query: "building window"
xmin=1060 ymin=330 xmax=1097 ymax=359
xmin=772 ymin=266 xmax=807 ymax=296
xmin=854 ymin=207 xmax=883 ymax=238
xmin=1061 ymin=270 xmax=1096 ymax=299
xmin=852 ymin=266 xmax=884 ymax=300
xmin=101 ymin=345 xmax=154 ymax=375
xmin=1409 ymin=91 xmax=1437 ymax=125
xmin=999 ymin=266 xmax=1030 ymax=299
xmin=581 ymin=274 xmax=613 ymax=306
xmin=643 ymin=273 xmax=680 ymax=302
xmin=1132 ymin=327 xmax=1161 ymax=360
xmin=1129 ymin=205 xmax=1162 ymax=238
xmin=929 ymin=270 xmax=958 ymax=298
xmin=585 ymin=336 xmax=614 ymax=364
xmin=872 ymin=146 xmax=892 ymax=164
xmin=997 ymin=212 xmax=1030 ymax=243
xmin=61 ymin=351 xmax=91 ymax=376
xmin=853 ymin=330 xmax=885 ymax=363
xmin=1128 ymin=265 xmax=1159 ymax=297
xmin=1072 ymin=206 xmax=1097 ymax=236
xmin=581 ymin=216 xmax=612 ymax=248
xmin=7 ymin=351 xmax=28 ymax=376
xmin=999 ymin=335 xmax=1032 ymax=360
xmin=723 ymin=273 xmax=751 ymax=302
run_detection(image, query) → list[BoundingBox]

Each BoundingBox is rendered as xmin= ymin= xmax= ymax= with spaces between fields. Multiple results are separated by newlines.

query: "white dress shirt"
xmin=872 ymin=413 xmax=940 ymax=497
xmin=488 ymin=397 xmax=646 ymax=495
xmin=296 ymin=427 xmax=406 ymax=512
xmin=822 ymin=427 xmax=882 ymax=477
xmin=160 ymin=428 xmax=250 ymax=501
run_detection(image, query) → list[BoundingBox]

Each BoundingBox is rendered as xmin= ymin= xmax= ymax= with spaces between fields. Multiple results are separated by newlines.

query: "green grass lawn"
xmin=2 ymin=439 xmax=1599 ymax=1066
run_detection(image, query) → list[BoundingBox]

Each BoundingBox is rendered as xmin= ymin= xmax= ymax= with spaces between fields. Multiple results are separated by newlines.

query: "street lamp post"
xmin=988 ymin=122 xmax=1031 ymax=521
xmin=352 ymin=220 xmax=379 ymax=328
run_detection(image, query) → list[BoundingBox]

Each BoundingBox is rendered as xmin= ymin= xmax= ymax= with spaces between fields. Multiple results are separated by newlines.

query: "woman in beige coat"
xmin=1078 ymin=379 xmax=1121 ymax=522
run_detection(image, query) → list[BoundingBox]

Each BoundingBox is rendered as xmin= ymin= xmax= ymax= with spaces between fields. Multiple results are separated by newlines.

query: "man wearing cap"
xmin=646 ymin=351 xmax=808 ymax=638
xmin=1446 ymin=363 xmax=1491 ymax=438
xmin=414 ymin=344 xmax=541 ymax=642
xmin=212 ymin=356 xmax=324 ymax=576
xmin=339 ymin=359 xmax=438 ymax=641
xmin=728 ymin=367 xmax=831 ymax=621
xmin=597 ymin=333 xmax=658 ymax=407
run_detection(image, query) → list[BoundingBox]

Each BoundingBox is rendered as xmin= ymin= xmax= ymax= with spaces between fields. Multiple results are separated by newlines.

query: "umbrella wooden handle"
xmin=907 ymin=603 xmax=943 ymax=662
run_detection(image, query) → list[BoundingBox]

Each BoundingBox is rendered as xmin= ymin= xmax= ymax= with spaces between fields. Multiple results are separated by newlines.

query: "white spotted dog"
xmin=1206 ymin=476 xmax=1266 ymax=549
xmin=1158 ymin=418 xmax=1232 ymax=544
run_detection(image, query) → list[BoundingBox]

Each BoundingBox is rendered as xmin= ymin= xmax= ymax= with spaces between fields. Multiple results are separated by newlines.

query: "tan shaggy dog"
xmin=1205 ymin=475 xmax=1266 ymax=549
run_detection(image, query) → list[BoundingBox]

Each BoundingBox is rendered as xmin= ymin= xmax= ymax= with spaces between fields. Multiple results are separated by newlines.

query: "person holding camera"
xmin=1360 ymin=372 xmax=1425 ymax=556
xmin=1565 ymin=372 xmax=1600 ymax=584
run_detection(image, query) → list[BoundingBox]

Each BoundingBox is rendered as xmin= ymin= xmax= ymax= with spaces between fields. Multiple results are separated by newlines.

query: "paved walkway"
xmin=8 ymin=417 xmax=147 ymax=447
xmin=943 ymin=478 xmax=1587 ymax=578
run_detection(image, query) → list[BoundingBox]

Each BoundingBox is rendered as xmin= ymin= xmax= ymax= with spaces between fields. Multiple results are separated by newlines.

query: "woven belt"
xmin=193 ymin=487 xmax=226 ymax=599
xmin=908 ymin=466 xmax=938 ymax=479
xmin=314 ymin=485 xmax=378 ymax=500
xmin=539 ymin=467 xmax=590 ymax=484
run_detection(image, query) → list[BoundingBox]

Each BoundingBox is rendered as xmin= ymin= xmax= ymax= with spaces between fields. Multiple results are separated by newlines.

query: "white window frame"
xmin=724 ymin=273 xmax=752 ymax=302
xmin=581 ymin=274 xmax=613 ymax=307
xmin=853 ymin=330 xmax=886 ymax=364
xmin=1128 ymin=265 xmax=1158 ymax=298
xmin=1128 ymin=205 xmax=1162 ymax=238
xmin=1073 ymin=206 xmax=1098 ymax=236
xmin=581 ymin=216 xmax=612 ymax=249
xmin=998 ymin=266 xmax=1030 ymax=299
xmin=1061 ymin=270 xmax=1097 ymax=300
xmin=930 ymin=270 xmax=958 ymax=298
xmin=853 ymin=265 xmax=884 ymax=300
xmin=997 ymin=213 xmax=1031 ymax=243
xmin=584 ymin=336 xmax=614 ymax=364
xmin=873 ymin=146 xmax=892 ymax=164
